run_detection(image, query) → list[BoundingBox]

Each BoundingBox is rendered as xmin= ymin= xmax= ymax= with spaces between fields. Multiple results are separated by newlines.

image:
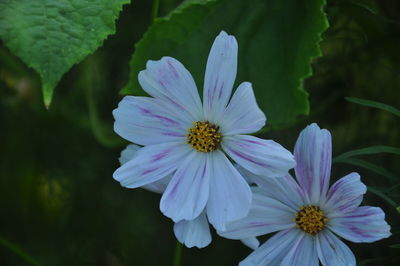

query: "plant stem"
xmin=0 ymin=236 xmax=42 ymax=266
xmin=151 ymin=0 xmax=160 ymax=22
xmin=172 ymin=241 xmax=183 ymax=266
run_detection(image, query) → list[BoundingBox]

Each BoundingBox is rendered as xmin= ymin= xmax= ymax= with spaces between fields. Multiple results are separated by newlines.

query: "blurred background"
xmin=0 ymin=0 xmax=399 ymax=265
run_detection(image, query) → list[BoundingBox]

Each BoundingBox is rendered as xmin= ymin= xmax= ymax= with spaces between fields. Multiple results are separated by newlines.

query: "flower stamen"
xmin=186 ymin=121 xmax=221 ymax=152
xmin=295 ymin=205 xmax=328 ymax=235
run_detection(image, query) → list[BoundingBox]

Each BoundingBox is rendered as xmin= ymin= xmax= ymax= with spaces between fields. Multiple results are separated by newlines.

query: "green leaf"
xmin=334 ymin=145 xmax=400 ymax=162
xmin=0 ymin=0 xmax=130 ymax=107
xmin=346 ymin=97 xmax=400 ymax=117
xmin=390 ymin=244 xmax=400 ymax=248
xmin=334 ymin=158 xmax=398 ymax=182
xmin=122 ymin=0 xmax=328 ymax=128
xmin=368 ymin=186 xmax=399 ymax=211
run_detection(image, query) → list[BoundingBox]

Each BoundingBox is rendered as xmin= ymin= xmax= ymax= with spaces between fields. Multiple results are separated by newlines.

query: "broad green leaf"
xmin=346 ymin=97 xmax=400 ymax=117
xmin=334 ymin=158 xmax=398 ymax=182
xmin=0 ymin=0 xmax=130 ymax=107
xmin=334 ymin=145 xmax=400 ymax=162
xmin=122 ymin=0 xmax=328 ymax=128
xmin=390 ymin=244 xmax=400 ymax=249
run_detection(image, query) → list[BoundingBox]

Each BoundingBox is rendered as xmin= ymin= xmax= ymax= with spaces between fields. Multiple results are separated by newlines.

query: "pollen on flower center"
xmin=295 ymin=206 xmax=328 ymax=235
xmin=186 ymin=121 xmax=221 ymax=152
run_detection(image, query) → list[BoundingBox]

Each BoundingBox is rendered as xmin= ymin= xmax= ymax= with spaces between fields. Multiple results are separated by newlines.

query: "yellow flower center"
xmin=186 ymin=121 xmax=221 ymax=152
xmin=295 ymin=206 xmax=328 ymax=235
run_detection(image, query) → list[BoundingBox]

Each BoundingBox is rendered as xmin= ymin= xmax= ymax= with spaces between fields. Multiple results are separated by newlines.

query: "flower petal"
xmin=223 ymin=135 xmax=295 ymax=177
xmin=206 ymin=150 xmax=251 ymax=231
xmin=236 ymin=165 xmax=306 ymax=211
xmin=141 ymin=176 xmax=171 ymax=194
xmin=118 ymin=144 xmax=172 ymax=193
xmin=323 ymin=172 xmax=366 ymax=216
xmin=138 ymin=57 xmax=203 ymax=123
xmin=218 ymin=187 xmax=294 ymax=239
xmin=281 ymin=233 xmax=318 ymax=266
xmin=294 ymin=123 xmax=332 ymax=204
xmin=220 ymin=82 xmax=266 ymax=135
xmin=329 ymin=206 xmax=391 ymax=243
xmin=240 ymin=237 xmax=260 ymax=250
xmin=239 ymin=228 xmax=303 ymax=266
xmin=316 ymin=230 xmax=356 ymax=266
xmin=173 ymin=212 xmax=211 ymax=248
xmin=113 ymin=142 xmax=190 ymax=188
xmin=113 ymin=96 xmax=188 ymax=145
xmin=119 ymin=144 xmax=141 ymax=165
xmin=160 ymin=151 xmax=210 ymax=222
xmin=203 ymin=31 xmax=238 ymax=123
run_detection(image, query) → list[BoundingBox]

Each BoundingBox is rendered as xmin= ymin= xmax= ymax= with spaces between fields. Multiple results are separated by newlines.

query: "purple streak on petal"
xmin=165 ymin=95 xmax=186 ymax=111
xmin=138 ymin=106 xmax=180 ymax=126
xmin=228 ymin=148 xmax=269 ymax=167
xmin=295 ymin=137 xmax=314 ymax=197
xmin=162 ymin=132 xmax=185 ymax=137
xmin=248 ymin=222 xmax=273 ymax=227
xmin=167 ymin=58 xmax=180 ymax=78
xmin=336 ymin=198 xmax=362 ymax=213
xmin=326 ymin=178 xmax=362 ymax=210
xmin=169 ymin=161 xmax=207 ymax=199
xmin=207 ymin=79 xmax=218 ymax=110
xmin=247 ymin=220 xmax=290 ymax=227
xmin=138 ymin=107 xmax=151 ymax=114
xmin=319 ymin=134 xmax=331 ymax=196
xmin=168 ymin=177 xmax=182 ymax=198
xmin=201 ymin=163 xmax=207 ymax=179
xmin=326 ymin=183 xmax=339 ymax=201
xmin=158 ymin=77 xmax=168 ymax=88
xmin=218 ymin=82 xmax=224 ymax=99
xmin=152 ymin=114 xmax=180 ymax=126
xmin=344 ymin=224 xmax=371 ymax=239
xmin=243 ymin=139 xmax=268 ymax=146
xmin=152 ymin=148 xmax=173 ymax=162
xmin=230 ymin=139 xmax=264 ymax=149
xmin=141 ymin=167 xmax=160 ymax=176
xmin=340 ymin=211 xmax=374 ymax=219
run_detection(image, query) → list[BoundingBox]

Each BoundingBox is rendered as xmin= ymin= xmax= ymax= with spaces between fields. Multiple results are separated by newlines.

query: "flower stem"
xmin=0 ymin=235 xmax=42 ymax=266
xmin=151 ymin=0 xmax=160 ymax=23
xmin=172 ymin=241 xmax=183 ymax=266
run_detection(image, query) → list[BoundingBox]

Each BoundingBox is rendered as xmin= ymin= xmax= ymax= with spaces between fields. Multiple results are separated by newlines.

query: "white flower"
xmin=113 ymin=31 xmax=295 ymax=231
xmin=219 ymin=123 xmax=391 ymax=265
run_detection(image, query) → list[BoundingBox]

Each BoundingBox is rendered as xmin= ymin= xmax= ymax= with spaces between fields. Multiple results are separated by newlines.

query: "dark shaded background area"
xmin=0 ymin=0 xmax=399 ymax=265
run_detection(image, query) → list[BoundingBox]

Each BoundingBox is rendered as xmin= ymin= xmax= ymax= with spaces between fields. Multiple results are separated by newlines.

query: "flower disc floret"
xmin=186 ymin=121 xmax=221 ymax=152
xmin=295 ymin=205 xmax=328 ymax=235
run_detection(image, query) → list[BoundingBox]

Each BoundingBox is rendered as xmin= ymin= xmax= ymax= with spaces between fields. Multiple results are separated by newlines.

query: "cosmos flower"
xmin=119 ymin=144 xmax=259 ymax=249
xmin=112 ymin=31 xmax=295 ymax=230
xmin=219 ymin=123 xmax=391 ymax=265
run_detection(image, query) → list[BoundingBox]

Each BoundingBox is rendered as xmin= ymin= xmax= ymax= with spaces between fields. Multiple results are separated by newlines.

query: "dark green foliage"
xmin=123 ymin=0 xmax=328 ymax=128
xmin=0 ymin=0 xmax=399 ymax=265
